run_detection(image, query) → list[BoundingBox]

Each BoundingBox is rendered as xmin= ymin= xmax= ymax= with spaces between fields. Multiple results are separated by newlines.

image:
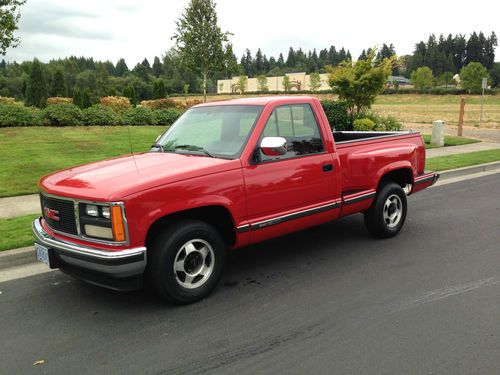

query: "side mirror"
xmin=260 ymin=136 xmax=287 ymax=156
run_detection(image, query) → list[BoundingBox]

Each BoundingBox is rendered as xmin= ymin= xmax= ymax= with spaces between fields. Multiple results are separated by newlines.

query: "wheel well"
xmin=378 ymin=169 xmax=412 ymax=190
xmin=145 ymin=206 xmax=236 ymax=249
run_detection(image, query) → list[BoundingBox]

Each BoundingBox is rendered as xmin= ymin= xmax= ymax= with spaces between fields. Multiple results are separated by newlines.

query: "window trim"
xmin=253 ymin=103 xmax=326 ymax=164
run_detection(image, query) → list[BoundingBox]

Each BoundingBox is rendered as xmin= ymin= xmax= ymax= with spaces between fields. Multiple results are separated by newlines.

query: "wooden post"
xmin=457 ymin=97 xmax=465 ymax=136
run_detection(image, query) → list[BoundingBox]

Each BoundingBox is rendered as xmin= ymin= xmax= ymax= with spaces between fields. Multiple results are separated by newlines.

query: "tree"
xmin=236 ymin=75 xmax=247 ymax=93
xmin=25 ymin=59 xmax=48 ymax=108
xmin=327 ymin=50 xmax=393 ymax=113
xmin=0 ymin=0 xmax=26 ymax=55
xmin=282 ymin=75 xmax=291 ymax=92
xmin=72 ymin=86 xmax=83 ymax=108
xmin=51 ymin=68 xmax=67 ymax=97
xmin=309 ymin=72 xmax=321 ymax=91
xmin=153 ymin=79 xmax=166 ymax=99
xmin=440 ymin=72 xmax=454 ymax=88
xmin=115 ymin=58 xmax=129 ymax=77
xmin=123 ymin=84 xmax=137 ymax=106
xmin=173 ymin=0 xmax=230 ymax=101
xmin=256 ymin=74 xmax=268 ymax=91
xmin=152 ymin=56 xmax=164 ymax=77
xmin=411 ymin=67 xmax=434 ymax=89
xmin=460 ymin=62 xmax=489 ymax=92
xmin=489 ymin=62 xmax=500 ymax=88
xmin=81 ymin=89 xmax=92 ymax=109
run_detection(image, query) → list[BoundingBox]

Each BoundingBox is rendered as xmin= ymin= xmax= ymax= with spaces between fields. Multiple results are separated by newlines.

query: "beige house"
xmin=217 ymin=72 xmax=331 ymax=94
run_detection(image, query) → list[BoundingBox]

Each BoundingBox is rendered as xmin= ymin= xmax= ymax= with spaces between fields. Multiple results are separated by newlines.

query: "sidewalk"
xmin=1 ymin=141 xmax=500 ymax=220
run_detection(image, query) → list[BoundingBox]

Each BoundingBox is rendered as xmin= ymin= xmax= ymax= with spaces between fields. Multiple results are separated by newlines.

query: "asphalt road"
xmin=1 ymin=175 xmax=499 ymax=375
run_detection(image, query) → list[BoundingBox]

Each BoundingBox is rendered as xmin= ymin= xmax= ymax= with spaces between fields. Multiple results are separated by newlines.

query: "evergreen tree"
xmin=152 ymin=56 xmax=163 ymax=77
xmin=81 ymin=89 xmax=91 ymax=109
xmin=277 ymin=53 xmax=285 ymax=68
xmin=141 ymin=58 xmax=151 ymax=71
xmin=115 ymin=58 xmax=129 ymax=77
xmin=223 ymin=43 xmax=239 ymax=78
xmin=286 ymin=47 xmax=296 ymax=68
xmin=51 ymin=68 xmax=67 ymax=97
xmin=153 ymin=79 xmax=166 ymax=99
xmin=72 ymin=86 xmax=83 ymax=108
xmin=25 ymin=58 xmax=48 ymax=108
xmin=123 ymin=84 xmax=137 ymax=106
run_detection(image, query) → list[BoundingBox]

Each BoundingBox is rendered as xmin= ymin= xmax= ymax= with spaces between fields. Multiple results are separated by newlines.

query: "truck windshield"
xmin=155 ymin=105 xmax=263 ymax=159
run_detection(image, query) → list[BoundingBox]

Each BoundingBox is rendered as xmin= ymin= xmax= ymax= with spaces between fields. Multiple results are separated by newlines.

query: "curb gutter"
xmin=1 ymin=160 xmax=500 ymax=272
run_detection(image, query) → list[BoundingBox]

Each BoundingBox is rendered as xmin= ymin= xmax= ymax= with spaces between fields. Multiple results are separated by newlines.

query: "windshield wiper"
xmin=150 ymin=143 xmax=165 ymax=152
xmin=174 ymin=144 xmax=215 ymax=158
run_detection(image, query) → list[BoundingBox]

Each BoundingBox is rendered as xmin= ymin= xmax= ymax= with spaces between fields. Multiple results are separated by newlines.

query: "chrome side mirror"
xmin=260 ymin=136 xmax=287 ymax=156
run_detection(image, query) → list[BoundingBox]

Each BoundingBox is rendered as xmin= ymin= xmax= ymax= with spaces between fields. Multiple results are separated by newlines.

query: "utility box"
xmin=431 ymin=120 xmax=445 ymax=147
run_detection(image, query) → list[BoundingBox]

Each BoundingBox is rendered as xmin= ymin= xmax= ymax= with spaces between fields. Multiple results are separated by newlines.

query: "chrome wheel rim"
xmin=383 ymin=194 xmax=403 ymax=228
xmin=173 ymin=239 xmax=215 ymax=289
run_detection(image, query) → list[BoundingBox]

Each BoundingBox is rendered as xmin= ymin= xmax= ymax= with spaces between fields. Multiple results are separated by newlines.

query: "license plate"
xmin=35 ymin=243 xmax=50 ymax=266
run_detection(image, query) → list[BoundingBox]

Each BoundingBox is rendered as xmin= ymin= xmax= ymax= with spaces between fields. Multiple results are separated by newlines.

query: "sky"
xmin=4 ymin=0 xmax=499 ymax=66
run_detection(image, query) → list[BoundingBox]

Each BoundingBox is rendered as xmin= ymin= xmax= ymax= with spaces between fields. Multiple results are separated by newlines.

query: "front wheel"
xmin=364 ymin=182 xmax=407 ymax=238
xmin=147 ymin=220 xmax=226 ymax=304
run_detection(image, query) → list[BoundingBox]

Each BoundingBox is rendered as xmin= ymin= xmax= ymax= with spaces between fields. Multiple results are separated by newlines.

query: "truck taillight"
xmin=111 ymin=206 xmax=126 ymax=242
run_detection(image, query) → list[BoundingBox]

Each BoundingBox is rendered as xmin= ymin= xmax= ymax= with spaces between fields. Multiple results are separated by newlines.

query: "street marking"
xmin=0 ymin=263 xmax=55 ymax=284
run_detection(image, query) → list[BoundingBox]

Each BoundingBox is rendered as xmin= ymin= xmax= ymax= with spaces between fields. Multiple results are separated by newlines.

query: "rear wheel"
xmin=364 ymin=182 xmax=407 ymax=238
xmin=147 ymin=220 xmax=226 ymax=304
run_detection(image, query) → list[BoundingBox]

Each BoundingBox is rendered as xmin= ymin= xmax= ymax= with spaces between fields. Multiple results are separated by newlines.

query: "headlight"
xmin=79 ymin=203 xmax=127 ymax=242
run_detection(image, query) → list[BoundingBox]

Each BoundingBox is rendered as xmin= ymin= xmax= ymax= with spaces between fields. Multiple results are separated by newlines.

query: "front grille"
xmin=40 ymin=194 xmax=78 ymax=236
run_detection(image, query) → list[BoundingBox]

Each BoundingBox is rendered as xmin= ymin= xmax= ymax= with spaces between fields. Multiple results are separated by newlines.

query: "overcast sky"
xmin=4 ymin=0 xmax=499 ymax=66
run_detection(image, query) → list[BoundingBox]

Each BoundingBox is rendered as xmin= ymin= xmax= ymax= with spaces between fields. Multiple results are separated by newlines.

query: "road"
xmin=1 ymin=175 xmax=499 ymax=375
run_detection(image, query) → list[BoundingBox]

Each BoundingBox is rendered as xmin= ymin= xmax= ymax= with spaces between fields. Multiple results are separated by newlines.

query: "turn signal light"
xmin=111 ymin=206 xmax=126 ymax=242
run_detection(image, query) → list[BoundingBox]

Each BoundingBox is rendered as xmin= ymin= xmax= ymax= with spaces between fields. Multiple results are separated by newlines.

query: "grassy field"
xmin=173 ymin=93 xmax=500 ymax=128
xmin=0 ymin=214 xmax=38 ymax=251
xmin=422 ymin=135 xmax=480 ymax=149
xmin=0 ymin=126 xmax=164 ymax=197
xmin=426 ymin=149 xmax=500 ymax=171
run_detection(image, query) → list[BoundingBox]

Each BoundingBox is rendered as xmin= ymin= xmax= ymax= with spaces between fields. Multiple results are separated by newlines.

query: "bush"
xmin=0 ymin=104 xmax=43 ymax=126
xmin=140 ymin=98 xmax=177 ymax=110
xmin=177 ymin=99 xmax=204 ymax=110
xmin=320 ymin=99 xmax=351 ymax=131
xmin=0 ymin=96 xmax=19 ymax=105
xmin=121 ymin=107 xmax=155 ymax=125
xmin=43 ymin=103 xmax=83 ymax=126
xmin=153 ymin=108 xmax=184 ymax=125
xmin=82 ymin=105 xmax=120 ymax=125
xmin=353 ymin=111 xmax=402 ymax=131
xmin=353 ymin=118 xmax=376 ymax=131
xmin=47 ymin=97 xmax=73 ymax=106
xmin=100 ymin=96 xmax=131 ymax=113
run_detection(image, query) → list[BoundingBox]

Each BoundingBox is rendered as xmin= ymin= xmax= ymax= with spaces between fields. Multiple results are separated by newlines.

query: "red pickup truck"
xmin=33 ymin=96 xmax=438 ymax=303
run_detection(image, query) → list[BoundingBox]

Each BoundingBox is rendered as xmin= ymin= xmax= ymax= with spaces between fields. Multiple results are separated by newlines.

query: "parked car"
xmin=33 ymin=96 xmax=438 ymax=303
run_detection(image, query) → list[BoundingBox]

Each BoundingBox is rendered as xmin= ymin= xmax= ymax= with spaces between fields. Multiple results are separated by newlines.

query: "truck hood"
xmin=39 ymin=152 xmax=241 ymax=201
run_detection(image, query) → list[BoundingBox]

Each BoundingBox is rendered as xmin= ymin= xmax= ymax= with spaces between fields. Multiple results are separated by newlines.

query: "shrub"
xmin=0 ymin=104 xmax=43 ymax=126
xmin=47 ymin=97 xmax=73 ymax=106
xmin=100 ymin=96 xmax=131 ymax=113
xmin=121 ymin=107 xmax=155 ymax=125
xmin=140 ymin=98 xmax=177 ymax=110
xmin=82 ymin=105 xmax=120 ymax=126
xmin=43 ymin=103 xmax=83 ymax=126
xmin=353 ymin=111 xmax=402 ymax=131
xmin=353 ymin=118 xmax=376 ymax=131
xmin=0 ymin=96 xmax=19 ymax=105
xmin=177 ymin=99 xmax=204 ymax=110
xmin=153 ymin=108 xmax=184 ymax=125
xmin=320 ymin=99 xmax=351 ymax=131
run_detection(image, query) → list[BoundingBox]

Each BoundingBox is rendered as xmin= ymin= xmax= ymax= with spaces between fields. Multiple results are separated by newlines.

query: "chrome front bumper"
xmin=32 ymin=218 xmax=146 ymax=290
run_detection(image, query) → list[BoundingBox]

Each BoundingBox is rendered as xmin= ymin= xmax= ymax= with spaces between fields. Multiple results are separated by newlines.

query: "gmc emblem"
xmin=44 ymin=207 xmax=60 ymax=221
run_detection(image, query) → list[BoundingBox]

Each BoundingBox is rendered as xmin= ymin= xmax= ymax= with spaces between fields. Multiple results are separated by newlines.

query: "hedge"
xmin=321 ymin=99 xmax=351 ymax=131
xmin=0 ymin=104 xmax=43 ymax=126
xmin=43 ymin=103 xmax=83 ymax=126
xmin=82 ymin=105 xmax=120 ymax=125
xmin=121 ymin=107 xmax=156 ymax=125
xmin=153 ymin=108 xmax=184 ymax=125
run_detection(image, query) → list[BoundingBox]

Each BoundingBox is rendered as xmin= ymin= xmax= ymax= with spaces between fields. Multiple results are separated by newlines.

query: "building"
xmin=217 ymin=72 xmax=331 ymax=94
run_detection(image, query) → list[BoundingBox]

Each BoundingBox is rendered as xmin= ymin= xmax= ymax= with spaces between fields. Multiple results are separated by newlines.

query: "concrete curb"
xmin=437 ymin=160 xmax=500 ymax=180
xmin=1 ymin=160 xmax=500 ymax=272
xmin=0 ymin=246 xmax=35 ymax=270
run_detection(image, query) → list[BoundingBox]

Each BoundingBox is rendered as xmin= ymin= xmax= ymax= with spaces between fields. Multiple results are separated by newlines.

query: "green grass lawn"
xmin=426 ymin=149 xmax=500 ymax=171
xmin=0 ymin=214 xmax=39 ymax=251
xmin=0 ymin=126 xmax=165 ymax=197
xmin=422 ymin=134 xmax=481 ymax=149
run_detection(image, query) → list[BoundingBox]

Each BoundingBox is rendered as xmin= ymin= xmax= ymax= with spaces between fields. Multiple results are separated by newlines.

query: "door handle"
xmin=322 ymin=163 xmax=334 ymax=172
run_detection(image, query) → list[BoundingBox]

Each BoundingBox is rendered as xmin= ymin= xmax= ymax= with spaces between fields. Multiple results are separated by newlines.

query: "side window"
xmin=259 ymin=104 xmax=324 ymax=161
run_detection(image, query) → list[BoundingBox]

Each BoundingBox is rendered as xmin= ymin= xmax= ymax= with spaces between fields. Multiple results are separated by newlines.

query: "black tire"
xmin=364 ymin=182 xmax=407 ymax=238
xmin=147 ymin=219 xmax=226 ymax=304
